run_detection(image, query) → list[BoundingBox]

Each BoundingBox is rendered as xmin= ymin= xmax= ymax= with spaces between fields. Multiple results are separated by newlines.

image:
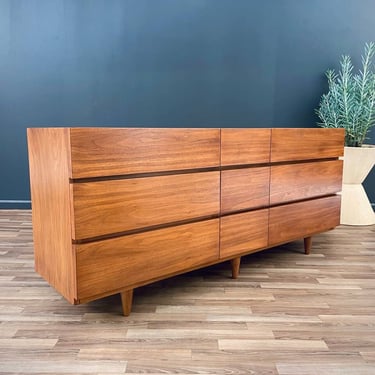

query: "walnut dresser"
xmin=27 ymin=127 xmax=344 ymax=315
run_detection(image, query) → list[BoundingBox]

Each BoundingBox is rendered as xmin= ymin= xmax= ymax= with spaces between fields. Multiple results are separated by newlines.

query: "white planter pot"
xmin=340 ymin=145 xmax=375 ymax=225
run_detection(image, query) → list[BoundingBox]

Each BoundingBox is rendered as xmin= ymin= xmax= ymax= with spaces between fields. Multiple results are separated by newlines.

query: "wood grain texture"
xmin=69 ymin=127 xmax=220 ymax=178
xmin=271 ymin=128 xmax=345 ymax=162
xmin=75 ymin=219 xmax=220 ymax=300
xmin=270 ymin=160 xmax=343 ymax=205
xmin=1 ymin=211 xmax=374 ymax=374
xmin=269 ymin=196 xmax=341 ymax=246
xmin=221 ymin=128 xmax=271 ymax=166
xmin=26 ymin=127 xmax=344 ymax=318
xmin=72 ymin=172 xmax=220 ymax=240
xmin=220 ymin=209 xmax=269 ymax=259
xmin=221 ymin=167 xmax=270 ymax=213
xmin=27 ymin=128 xmax=76 ymax=303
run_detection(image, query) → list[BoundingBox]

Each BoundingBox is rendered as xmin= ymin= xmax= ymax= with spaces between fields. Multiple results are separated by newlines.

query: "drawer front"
xmin=221 ymin=129 xmax=271 ymax=166
xmin=269 ymin=195 xmax=341 ymax=246
xmin=72 ymin=171 xmax=220 ymax=240
xmin=271 ymin=128 xmax=344 ymax=162
xmin=76 ymin=219 xmax=219 ymax=300
xmin=221 ymin=167 xmax=270 ymax=213
xmin=270 ymin=160 xmax=343 ymax=205
xmin=69 ymin=128 xmax=220 ymax=178
xmin=220 ymin=209 xmax=269 ymax=259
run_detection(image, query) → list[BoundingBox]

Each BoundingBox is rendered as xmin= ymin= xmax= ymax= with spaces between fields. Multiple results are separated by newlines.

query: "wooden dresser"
xmin=27 ymin=127 xmax=344 ymax=315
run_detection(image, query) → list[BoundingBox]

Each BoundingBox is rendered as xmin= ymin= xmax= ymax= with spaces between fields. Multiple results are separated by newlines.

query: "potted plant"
xmin=316 ymin=42 xmax=375 ymax=225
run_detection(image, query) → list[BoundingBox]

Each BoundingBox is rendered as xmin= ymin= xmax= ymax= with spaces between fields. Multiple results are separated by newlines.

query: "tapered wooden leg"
xmin=231 ymin=257 xmax=241 ymax=279
xmin=304 ymin=236 xmax=312 ymax=255
xmin=120 ymin=289 xmax=134 ymax=316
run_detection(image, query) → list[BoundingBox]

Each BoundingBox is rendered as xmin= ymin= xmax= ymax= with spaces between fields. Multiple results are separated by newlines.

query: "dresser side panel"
xmin=27 ymin=128 xmax=76 ymax=303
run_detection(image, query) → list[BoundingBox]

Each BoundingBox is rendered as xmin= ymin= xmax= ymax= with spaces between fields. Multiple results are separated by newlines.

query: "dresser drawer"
xmin=75 ymin=219 xmax=219 ymax=300
xmin=221 ymin=167 xmax=270 ymax=213
xmin=269 ymin=195 xmax=341 ymax=246
xmin=270 ymin=160 xmax=343 ymax=205
xmin=221 ymin=129 xmax=271 ymax=166
xmin=220 ymin=209 xmax=269 ymax=259
xmin=71 ymin=171 xmax=220 ymax=240
xmin=271 ymin=128 xmax=344 ymax=162
xmin=69 ymin=128 xmax=220 ymax=178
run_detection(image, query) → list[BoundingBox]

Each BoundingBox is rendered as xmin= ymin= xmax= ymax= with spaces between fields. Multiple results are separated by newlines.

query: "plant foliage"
xmin=316 ymin=42 xmax=375 ymax=147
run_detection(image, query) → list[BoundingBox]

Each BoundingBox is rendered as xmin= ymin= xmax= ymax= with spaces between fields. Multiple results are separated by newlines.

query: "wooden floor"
xmin=0 ymin=210 xmax=374 ymax=374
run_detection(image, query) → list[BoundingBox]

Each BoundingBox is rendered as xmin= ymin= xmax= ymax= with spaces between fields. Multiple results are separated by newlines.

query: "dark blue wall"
xmin=0 ymin=0 xmax=374 ymax=207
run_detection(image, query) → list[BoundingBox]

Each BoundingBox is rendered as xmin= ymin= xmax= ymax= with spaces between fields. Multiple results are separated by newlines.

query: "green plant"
xmin=316 ymin=42 xmax=375 ymax=147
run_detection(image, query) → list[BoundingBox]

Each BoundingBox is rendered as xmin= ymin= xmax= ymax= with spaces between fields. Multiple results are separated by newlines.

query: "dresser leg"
xmin=304 ymin=236 xmax=312 ymax=255
xmin=231 ymin=257 xmax=241 ymax=279
xmin=120 ymin=289 xmax=134 ymax=316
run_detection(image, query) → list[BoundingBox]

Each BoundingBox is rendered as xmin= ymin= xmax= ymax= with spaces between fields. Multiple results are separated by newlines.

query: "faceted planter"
xmin=340 ymin=145 xmax=375 ymax=225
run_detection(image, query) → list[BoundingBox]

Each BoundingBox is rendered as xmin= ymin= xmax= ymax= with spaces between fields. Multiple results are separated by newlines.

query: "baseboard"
xmin=0 ymin=200 xmax=31 ymax=209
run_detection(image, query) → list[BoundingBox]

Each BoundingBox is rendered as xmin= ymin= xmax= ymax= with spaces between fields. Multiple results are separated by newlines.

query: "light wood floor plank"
xmin=0 ymin=360 xmax=127 ymax=373
xmin=218 ymin=338 xmax=329 ymax=351
xmin=277 ymin=363 xmax=375 ymax=375
xmin=125 ymin=327 xmax=274 ymax=339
